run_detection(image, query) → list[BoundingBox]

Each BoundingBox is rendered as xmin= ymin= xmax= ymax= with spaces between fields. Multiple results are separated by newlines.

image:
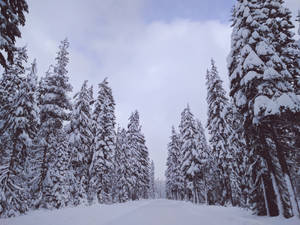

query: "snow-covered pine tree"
xmin=194 ymin=119 xmax=210 ymax=204
xmin=179 ymin=105 xmax=204 ymax=204
xmin=89 ymin=78 xmax=116 ymax=204
xmin=165 ymin=131 xmax=173 ymax=200
xmin=85 ymin=84 xmax=96 ymax=204
xmin=114 ymin=127 xmax=132 ymax=203
xmin=126 ymin=111 xmax=150 ymax=200
xmin=149 ymin=160 xmax=155 ymax=199
xmin=138 ymin=132 xmax=150 ymax=199
xmin=68 ymin=80 xmax=94 ymax=206
xmin=0 ymin=0 xmax=28 ymax=69
xmin=224 ymin=102 xmax=250 ymax=207
xmin=165 ymin=134 xmax=173 ymax=199
xmin=206 ymin=60 xmax=233 ymax=206
xmin=228 ymin=0 xmax=300 ymax=217
xmin=166 ymin=126 xmax=184 ymax=200
xmin=22 ymin=59 xmax=41 ymax=209
xmin=0 ymin=47 xmax=38 ymax=217
xmin=260 ymin=0 xmax=300 ymax=94
xmin=34 ymin=39 xmax=73 ymax=209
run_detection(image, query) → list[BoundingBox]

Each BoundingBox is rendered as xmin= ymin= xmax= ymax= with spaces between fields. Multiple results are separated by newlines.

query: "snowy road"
xmin=1 ymin=199 xmax=299 ymax=225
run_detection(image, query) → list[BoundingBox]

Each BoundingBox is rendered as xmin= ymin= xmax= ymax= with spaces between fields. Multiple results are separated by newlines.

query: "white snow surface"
xmin=1 ymin=199 xmax=299 ymax=225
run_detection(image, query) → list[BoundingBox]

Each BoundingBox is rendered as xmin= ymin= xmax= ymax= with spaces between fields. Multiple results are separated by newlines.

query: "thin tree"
xmin=34 ymin=39 xmax=73 ymax=209
xmin=206 ymin=60 xmax=233 ymax=206
xmin=89 ymin=78 xmax=116 ymax=204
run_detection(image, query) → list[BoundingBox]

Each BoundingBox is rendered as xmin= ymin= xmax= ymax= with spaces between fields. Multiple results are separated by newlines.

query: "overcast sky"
xmin=18 ymin=0 xmax=299 ymax=179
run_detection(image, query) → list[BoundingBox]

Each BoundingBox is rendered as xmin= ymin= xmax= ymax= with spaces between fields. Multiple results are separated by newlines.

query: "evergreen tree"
xmin=34 ymin=39 xmax=73 ymax=209
xmin=89 ymin=78 xmax=116 ymax=204
xmin=224 ymin=102 xmax=250 ymax=207
xmin=260 ymin=0 xmax=300 ymax=93
xmin=194 ymin=119 xmax=210 ymax=204
xmin=228 ymin=0 xmax=300 ymax=217
xmin=114 ymin=127 xmax=132 ymax=203
xmin=149 ymin=160 xmax=155 ymax=199
xmin=0 ymin=0 xmax=28 ymax=69
xmin=179 ymin=105 xmax=203 ymax=203
xmin=22 ymin=59 xmax=40 ymax=209
xmin=68 ymin=80 xmax=94 ymax=205
xmin=0 ymin=47 xmax=38 ymax=217
xmin=138 ymin=133 xmax=150 ymax=199
xmin=127 ymin=111 xmax=150 ymax=200
xmin=206 ymin=60 xmax=233 ymax=206
xmin=166 ymin=126 xmax=183 ymax=200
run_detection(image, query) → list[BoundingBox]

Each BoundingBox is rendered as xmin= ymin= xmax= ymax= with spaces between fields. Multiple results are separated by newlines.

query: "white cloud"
xmin=80 ymin=19 xmax=231 ymax=179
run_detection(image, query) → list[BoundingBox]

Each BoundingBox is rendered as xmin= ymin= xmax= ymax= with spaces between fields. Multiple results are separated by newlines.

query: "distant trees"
xmin=166 ymin=59 xmax=248 ymax=207
xmin=149 ymin=161 xmax=155 ymax=199
xmin=166 ymin=106 xmax=210 ymax=204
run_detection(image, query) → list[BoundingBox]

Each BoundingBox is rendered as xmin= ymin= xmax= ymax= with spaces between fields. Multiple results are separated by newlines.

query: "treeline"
xmin=166 ymin=61 xmax=248 ymax=207
xmin=0 ymin=38 xmax=155 ymax=218
xmin=166 ymin=0 xmax=300 ymax=219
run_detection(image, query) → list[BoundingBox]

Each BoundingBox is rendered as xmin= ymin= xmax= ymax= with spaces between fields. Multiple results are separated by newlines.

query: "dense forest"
xmin=0 ymin=0 xmax=300 ymax=220
xmin=0 ymin=1 xmax=155 ymax=218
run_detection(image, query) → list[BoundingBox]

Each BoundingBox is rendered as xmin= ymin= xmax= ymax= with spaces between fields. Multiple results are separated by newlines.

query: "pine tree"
xmin=0 ymin=0 xmax=28 ymax=69
xmin=138 ymin=131 xmax=150 ymax=199
xmin=166 ymin=126 xmax=183 ymax=200
xmin=89 ymin=78 xmax=116 ymax=204
xmin=194 ymin=119 xmax=210 ymax=204
xmin=228 ymin=0 xmax=300 ymax=217
xmin=260 ymin=0 xmax=300 ymax=93
xmin=0 ymin=47 xmax=38 ymax=217
xmin=166 ymin=128 xmax=174 ymax=200
xmin=68 ymin=80 xmax=94 ymax=206
xmin=114 ymin=127 xmax=132 ymax=203
xmin=206 ymin=60 xmax=233 ymax=206
xmin=149 ymin=160 xmax=155 ymax=199
xmin=224 ymin=102 xmax=250 ymax=207
xmin=179 ymin=105 xmax=204 ymax=203
xmin=21 ymin=59 xmax=40 ymax=209
xmin=127 ymin=111 xmax=150 ymax=200
xmin=34 ymin=39 xmax=73 ymax=209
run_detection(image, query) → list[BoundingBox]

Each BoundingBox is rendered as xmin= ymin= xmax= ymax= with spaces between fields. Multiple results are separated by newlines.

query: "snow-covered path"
xmin=1 ymin=199 xmax=299 ymax=225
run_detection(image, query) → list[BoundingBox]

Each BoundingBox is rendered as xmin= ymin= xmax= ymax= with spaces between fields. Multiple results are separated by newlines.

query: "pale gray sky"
xmin=18 ymin=0 xmax=299 ymax=179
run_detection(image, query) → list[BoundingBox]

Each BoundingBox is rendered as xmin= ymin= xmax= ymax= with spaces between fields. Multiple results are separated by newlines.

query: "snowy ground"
xmin=1 ymin=199 xmax=299 ymax=225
